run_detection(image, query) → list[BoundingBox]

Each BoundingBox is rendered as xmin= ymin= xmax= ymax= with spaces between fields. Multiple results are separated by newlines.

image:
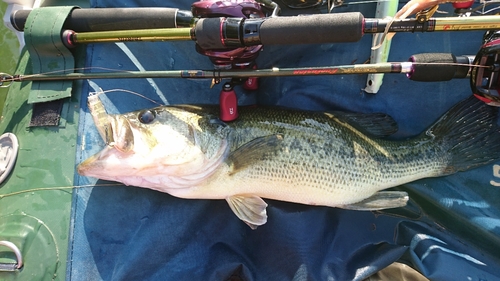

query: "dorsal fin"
xmin=328 ymin=112 xmax=398 ymax=138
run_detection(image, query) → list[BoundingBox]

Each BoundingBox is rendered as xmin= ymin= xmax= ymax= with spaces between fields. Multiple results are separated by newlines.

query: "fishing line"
xmin=114 ymin=42 xmax=169 ymax=105
xmin=477 ymin=6 xmax=500 ymax=14
xmin=469 ymin=0 xmax=500 ymax=14
xmin=0 ymin=183 xmax=121 ymax=199
xmin=1 ymin=66 xmax=140 ymax=86
xmin=95 ymin=88 xmax=165 ymax=106
xmin=328 ymin=0 xmax=396 ymax=11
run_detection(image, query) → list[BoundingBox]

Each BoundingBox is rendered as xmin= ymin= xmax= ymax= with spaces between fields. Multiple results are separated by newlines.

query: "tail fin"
xmin=427 ymin=96 xmax=500 ymax=174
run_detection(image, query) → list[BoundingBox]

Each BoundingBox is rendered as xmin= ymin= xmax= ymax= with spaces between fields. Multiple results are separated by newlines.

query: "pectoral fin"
xmin=341 ymin=191 xmax=409 ymax=211
xmin=226 ymin=195 xmax=268 ymax=229
xmin=227 ymin=134 xmax=283 ymax=175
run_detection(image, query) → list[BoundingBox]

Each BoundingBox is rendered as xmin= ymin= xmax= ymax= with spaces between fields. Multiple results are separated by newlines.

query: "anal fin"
xmin=226 ymin=195 xmax=268 ymax=229
xmin=341 ymin=191 xmax=409 ymax=211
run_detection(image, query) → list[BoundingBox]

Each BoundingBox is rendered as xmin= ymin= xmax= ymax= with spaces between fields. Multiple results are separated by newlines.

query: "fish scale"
xmin=223 ymin=108 xmax=439 ymax=196
xmin=78 ymin=96 xmax=500 ymax=228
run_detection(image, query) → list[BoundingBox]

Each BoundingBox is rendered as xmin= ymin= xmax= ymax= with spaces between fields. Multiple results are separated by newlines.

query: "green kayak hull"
xmin=0 ymin=1 xmax=88 ymax=280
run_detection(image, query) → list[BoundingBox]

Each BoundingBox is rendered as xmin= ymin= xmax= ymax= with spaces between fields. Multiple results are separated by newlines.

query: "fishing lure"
xmin=87 ymin=92 xmax=112 ymax=146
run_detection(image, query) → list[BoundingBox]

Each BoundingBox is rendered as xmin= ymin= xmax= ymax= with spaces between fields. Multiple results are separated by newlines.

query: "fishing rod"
xmin=57 ymin=13 xmax=500 ymax=48
xmin=10 ymin=8 xmax=195 ymax=31
xmin=10 ymin=0 xmax=280 ymax=32
xmin=1 ymin=52 xmax=478 ymax=122
xmin=0 ymin=53 xmax=475 ymax=85
xmin=11 ymin=7 xmax=500 ymax=48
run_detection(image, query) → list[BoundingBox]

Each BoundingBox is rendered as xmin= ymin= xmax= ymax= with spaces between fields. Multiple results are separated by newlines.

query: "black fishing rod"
xmin=0 ymin=53 xmax=474 ymax=86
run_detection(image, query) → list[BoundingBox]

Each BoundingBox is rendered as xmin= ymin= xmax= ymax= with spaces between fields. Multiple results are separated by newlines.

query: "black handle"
xmin=408 ymin=53 xmax=472 ymax=82
xmin=194 ymin=12 xmax=365 ymax=49
xmin=11 ymin=7 xmax=192 ymax=32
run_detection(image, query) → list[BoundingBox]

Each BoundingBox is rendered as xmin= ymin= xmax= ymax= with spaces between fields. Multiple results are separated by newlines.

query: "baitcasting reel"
xmin=191 ymin=0 xmax=264 ymax=70
xmin=471 ymin=30 xmax=500 ymax=106
xmin=192 ymin=0 xmax=266 ymax=121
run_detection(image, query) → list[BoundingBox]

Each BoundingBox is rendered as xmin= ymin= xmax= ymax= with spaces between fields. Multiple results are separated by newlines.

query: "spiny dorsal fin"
xmin=227 ymin=134 xmax=284 ymax=175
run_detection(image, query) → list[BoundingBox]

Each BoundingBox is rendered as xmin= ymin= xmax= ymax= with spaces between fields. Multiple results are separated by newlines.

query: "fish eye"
xmin=138 ymin=110 xmax=156 ymax=124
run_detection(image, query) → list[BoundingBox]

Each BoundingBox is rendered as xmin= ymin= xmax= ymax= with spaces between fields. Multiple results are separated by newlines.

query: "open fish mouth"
xmin=77 ymin=114 xmax=137 ymax=177
xmin=106 ymin=115 xmax=135 ymax=153
xmin=77 ymin=146 xmax=114 ymax=176
xmin=77 ymin=105 xmax=230 ymax=188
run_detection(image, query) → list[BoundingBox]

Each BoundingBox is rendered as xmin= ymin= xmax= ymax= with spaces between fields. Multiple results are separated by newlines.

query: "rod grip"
xmin=408 ymin=53 xmax=471 ymax=81
xmin=11 ymin=8 xmax=183 ymax=32
xmin=194 ymin=12 xmax=364 ymax=49
xmin=259 ymin=12 xmax=364 ymax=45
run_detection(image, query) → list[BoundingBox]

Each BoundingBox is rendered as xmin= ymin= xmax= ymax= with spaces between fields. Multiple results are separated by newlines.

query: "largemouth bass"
xmin=77 ymin=96 xmax=500 ymax=229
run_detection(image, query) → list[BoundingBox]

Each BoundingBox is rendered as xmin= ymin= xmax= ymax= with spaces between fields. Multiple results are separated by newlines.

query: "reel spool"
xmin=471 ymin=30 xmax=500 ymax=106
xmin=191 ymin=0 xmax=265 ymax=69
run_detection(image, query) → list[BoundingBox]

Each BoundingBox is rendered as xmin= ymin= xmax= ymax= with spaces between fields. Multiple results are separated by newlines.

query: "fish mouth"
xmin=76 ymin=146 xmax=114 ymax=177
xmin=76 ymin=155 xmax=96 ymax=176
xmin=77 ymin=115 xmax=136 ymax=177
xmin=108 ymin=115 xmax=135 ymax=153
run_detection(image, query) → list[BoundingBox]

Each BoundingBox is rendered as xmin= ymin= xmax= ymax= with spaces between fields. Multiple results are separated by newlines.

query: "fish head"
xmin=77 ymin=106 xmax=225 ymax=188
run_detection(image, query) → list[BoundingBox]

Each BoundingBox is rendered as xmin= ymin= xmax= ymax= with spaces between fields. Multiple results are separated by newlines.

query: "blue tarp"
xmin=69 ymin=1 xmax=500 ymax=280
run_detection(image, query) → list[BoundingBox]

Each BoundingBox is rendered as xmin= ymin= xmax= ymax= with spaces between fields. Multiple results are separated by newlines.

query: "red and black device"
xmin=471 ymin=30 xmax=500 ymax=106
xmin=192 ymin=0 xmax=265 ymax=121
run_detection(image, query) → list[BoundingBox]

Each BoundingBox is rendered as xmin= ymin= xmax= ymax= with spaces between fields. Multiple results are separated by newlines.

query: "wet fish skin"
xmin=77 ymin=96 xmax=500 ymax=228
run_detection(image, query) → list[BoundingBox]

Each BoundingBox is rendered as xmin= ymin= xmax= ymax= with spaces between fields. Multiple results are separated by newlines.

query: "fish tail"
xmin=427 ymin=96 xmax=500 ymax=174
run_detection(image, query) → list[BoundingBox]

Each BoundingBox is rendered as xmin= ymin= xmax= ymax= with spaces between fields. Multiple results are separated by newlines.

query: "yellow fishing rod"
xmin=55 ymin=13 xmax=500 ymax=48
xmin=11 ymin=8 xmax=500 ymax=48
